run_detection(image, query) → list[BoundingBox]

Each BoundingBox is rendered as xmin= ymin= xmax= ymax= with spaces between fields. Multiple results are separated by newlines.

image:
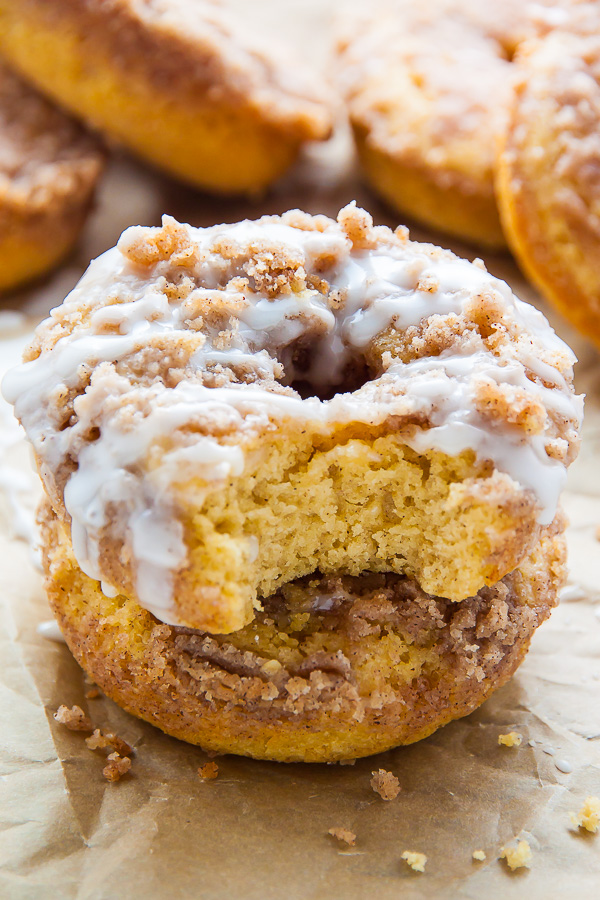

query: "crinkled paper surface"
xmin=1 ymin=2 xmax=599 ymax=897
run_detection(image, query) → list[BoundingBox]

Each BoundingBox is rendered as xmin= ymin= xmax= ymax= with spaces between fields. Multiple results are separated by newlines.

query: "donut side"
xmin=0 ymin=62 xmax=105 ymax=293
xmin=40 ymin=501 xmax=566 ymax=763
xmin=0 ymin=0 xmax=332 ymax=194
xmin=496 ymin=31 xmax=600 ymax=347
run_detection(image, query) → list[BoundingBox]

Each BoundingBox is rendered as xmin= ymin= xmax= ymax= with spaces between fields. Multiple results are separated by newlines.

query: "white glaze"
xmin=2 ymin=213 xmax=583 ymax=624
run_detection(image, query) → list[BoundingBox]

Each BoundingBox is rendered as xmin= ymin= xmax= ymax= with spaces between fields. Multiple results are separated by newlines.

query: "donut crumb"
xmin=498 ymin=731 xmax=523 ymax=747
xmin=328 ymin=827 xmax=356 ymax=847
xmin=370 ymin=768 xmax=401 ymax=800
xmin=472 ymin=850 xmax=486 ymax=861
xmin=401 ymin=850 xmax=427 ymax=872
xmin=85 ymin=687 xmax=100 ymax=699
xmin=54 ymin=704 xmax=93 ymax=732
xmin=569 ymin=796 xmax=600 ymax=833
xmin=594 ymin=525 xmax=600 ymax=541
xmin=198 ymin=762 xmax=219 ymax=780
xmin=102 ymin=752 xmax=131 ymax=782
xmin=85 ymin=728 xmax=133 ymax=756
xmin=500 ymin=840 xmax=532 ymax=870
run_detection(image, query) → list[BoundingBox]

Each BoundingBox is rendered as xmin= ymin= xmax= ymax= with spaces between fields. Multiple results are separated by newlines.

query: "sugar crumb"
xmin=54 ymin=704 xmax=93 ymax=732
xmin=198 ymin=762 xmax=219 ymax=780
xmin=102 ymin=752 xmax=131 ymax=782
xmin=472 ymin=850 xmax=486 ymax=861
xmin=569 ymin=796 xmax=600 ymax=833
xmin=85 ymin=727 xmax=133 ymax=756
xmin=370 ymin=768 xmax=401 ymax=800
xmin=328 ymin=827 xmax=356 ymax=847
xmin=500 ymin=840 xmax=532 ymax=870
xmin=498 ymin=731 xmax=523 ymax=748
xmin=401 ymin=850 xmax=427 ymax=873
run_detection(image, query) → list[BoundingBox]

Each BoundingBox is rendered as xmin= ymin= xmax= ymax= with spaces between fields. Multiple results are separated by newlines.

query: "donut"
xmin=40 ymin=500 xmax=566 ymax=762
xmin=336 ymin=0 xmax=589 ymax=248
xmin=4 ymin=204 xmax=582 ymax=761
xmin=0 ymin=60 xmax=105 ymax=294
xmin=0 ymin=0 xmax=332 ymax=195
xmin=496 ymin=30 xmax=600 ymax=347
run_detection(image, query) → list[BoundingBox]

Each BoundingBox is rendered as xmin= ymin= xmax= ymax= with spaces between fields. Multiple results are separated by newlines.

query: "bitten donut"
xmin=336 ymin=0 xmax=589 ymax=248
xmin=4 ymin=205 xmax=582 ymax=761
xmin=0 ymin=0 xmax=332 ymax=195
xmin=0 ymin=61 xmax=104 ymax=294
xmin=497 ymin=31 xmax=600 ymax=347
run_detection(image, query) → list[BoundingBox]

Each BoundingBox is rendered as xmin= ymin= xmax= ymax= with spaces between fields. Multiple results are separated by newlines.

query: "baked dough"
xmin=4 ymin=205 xmax=582 ymax=635
xmin=0 ymin=60 xmax=104 ymax=293
xmin=41 ymin=500 xmax=566 ymax=763
xmin=0 ymin=0 xmax=332 ymax=194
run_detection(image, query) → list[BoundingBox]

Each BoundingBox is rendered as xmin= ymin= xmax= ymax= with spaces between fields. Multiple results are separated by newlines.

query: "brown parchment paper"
xmin=1 ymin=2 xmax=600 ymax=897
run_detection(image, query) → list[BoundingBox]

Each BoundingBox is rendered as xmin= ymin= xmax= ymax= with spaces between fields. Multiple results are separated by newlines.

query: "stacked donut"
xmin=337 ymin=0 xmax=600 ymax=345
xmin=5 ymin=205 xmax=582 ymax=761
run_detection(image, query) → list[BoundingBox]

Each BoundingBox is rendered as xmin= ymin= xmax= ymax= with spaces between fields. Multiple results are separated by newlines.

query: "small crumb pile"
xmin=198 ymin=762 xmax=219 ymax=780
xmin=500 ymin=839 xmax=532 ymax=870
xmin=569 ymin=796 xmax=600 ymax=833
xmin=370 ymin=768 xmax=401 ymax=800
xmin=472 ymin=850 xmax=486 ymax=861
xmin=53 ymin=705 xmax=132 ymax=782
xmin=498 ymin=731 xmax=522 ymax=748
xmin=328 ymin=827 xmax=356 ymax=847
xmin=401 ymin=850 xmax=427 ymax=873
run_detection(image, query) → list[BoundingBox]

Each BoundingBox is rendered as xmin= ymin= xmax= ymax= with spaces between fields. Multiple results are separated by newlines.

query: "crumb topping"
xmin=198 ymin=761 xmax=219 ymax=780
xmin=370 ymin=768 xmax=401 ymax=800
xmin=54 ymin=704 xmax=93 ymax=731
xmin=500 ymin=839 xmax=532 ymax=870
xmin=85 ymin=728 xmax=133 ymax=756
xmin=569 ymin=796 xmax=600 ymax=833
xmin=328 ymin=827 xmax=356 ymax=847
xmin=472 ymin=849 xmax=486 ymax=861
xmin=102 ymin=752 xmax=131 ymax=782
xmin=401 ymin=850 xmax=427 ymax=873
xmin=498 ymin=731 xmax=523 ymax=747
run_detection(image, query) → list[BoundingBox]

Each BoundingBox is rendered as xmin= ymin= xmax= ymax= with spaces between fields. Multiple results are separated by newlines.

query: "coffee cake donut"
xmin=40 ymin=500 xmax=566 ymax=762
xmin=4 ymin=204 xmax=582 ymax=640
xmin=336 ymin=0 xmax=590 ymax=248
xmin=0 ymin=61 xmax=104 ymax=294
xmin=0 ymin=0 xmax=332 ymax=194
xmin=497 ymin=30 xmax=600 ymax=347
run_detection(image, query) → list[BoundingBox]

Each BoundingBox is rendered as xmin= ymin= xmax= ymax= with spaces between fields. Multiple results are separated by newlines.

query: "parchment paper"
xmin=1 ymin=2 xmax=599 ymax=897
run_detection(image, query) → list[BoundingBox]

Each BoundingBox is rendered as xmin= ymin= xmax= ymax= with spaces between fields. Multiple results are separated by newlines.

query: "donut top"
xmin=3 ymin=205 xmax=582 ymax=619
xmin=0 ymin=61 xmax=103 ymax=213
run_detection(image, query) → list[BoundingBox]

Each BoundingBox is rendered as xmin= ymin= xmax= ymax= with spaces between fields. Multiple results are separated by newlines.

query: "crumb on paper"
xmin=594 ymin=524 xmax=600 ymax=541
xmin=102 ymin=752 xmax=131 ymax=782
xmin=54 ymin=704 xmax=93 ymax=732
xmin=85 ymin=688 xmax=100 ymax=699
xmin=569 ymin=796 xmax=600 ymax=833
xmin=498 ymin=731 xmax=523 ymax=747
xmin=328 ymin=827 xmax=356 ymax=847
xmin=500 ymin=840 xmax=532 ymax=870
xmin=85 ymin=728 xmax=133 ymax=756
xmin=370 ymin=768 xmax=401 ymax=800
xmin=401 ymin=851 xmax=427 ymax=873
xmin=340 ymin=759 xmax=356 ymax=766
xmin=198 ymin=762 xmax=219 ymax=780
xmin=472 ymin=850 xmax=486 ymax=861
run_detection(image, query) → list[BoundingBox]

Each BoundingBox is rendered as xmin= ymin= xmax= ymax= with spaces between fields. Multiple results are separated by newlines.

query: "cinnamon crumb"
xmin=54 ymin=704 xmax=93 ymax=732
xmin=198 ymin=762 xmax=219 ymax=780
xmin=102 ymin=752 xmax=131 ymax=782
xmin=498 ymin=731 xmax=523 ymax=748
xmin=401 ymin=850 xmax=427 ymax=872
xmin=569 ymin=796 xmax=600 ymax=833
xmin=85 ymin=728 xmax=133 ymax=756
xmin=337 ymin=201 xmax=377 ymax=249
xmin=472 ymin=850 xmax=486 ymax=861
xmin=370 ymin=768 xmax=401 ymax=800
xmin=500 ymin=839 xmax=532 ymax=870
xmin=85 ymin=688 xmax=100 ymax=699
xmin=328 ymin=827 xmax=356 ymax=847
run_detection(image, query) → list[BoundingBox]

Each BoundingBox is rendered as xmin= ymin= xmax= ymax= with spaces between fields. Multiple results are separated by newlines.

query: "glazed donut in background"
xmin=0 ymin=61 xmax=105 ymax=294
xmin=496 ymin=31 xmax=600 ymax=348
xmin=336 ymin=0 xmax=589 ymax=249
xmin=0 ymin=0 xmax=332 ymax=195
xmin=4 ymin=204 xmax=582 ymax=761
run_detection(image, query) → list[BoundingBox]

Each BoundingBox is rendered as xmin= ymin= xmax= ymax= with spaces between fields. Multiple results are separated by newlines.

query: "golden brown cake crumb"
xmin=472 ymin=850 xmax=486 ymax=861
xmin=500 ymin=840 xmax=532 ymax=870
xmin=569 ymin=796 xmax=600 ymax=834
xmin=328 ymin=827 xmax=356 ymax=847
xmin=198 ymin=762 xmax=219 ymax=780
xmin=54 ymin=704 xmax=92 ymax=732
xmin=339 ymin=759 xmax=356 ymax=766
xmin=370 ymin=768 xmax=401 ymax=800
xmin=498 ymin=731 xmax=523 ymax=748
xmin=102 ymin=752 xmax=131 ymax=783
xmin=595 ymin=525 xmax=600 ymax=542
xmin=85 ymin=728 xmax=133 ymax=756
xmin=401 ymin=851 xmax=427 ymax=873
xmin=85 ymin=688 xmax=100 ymax=699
